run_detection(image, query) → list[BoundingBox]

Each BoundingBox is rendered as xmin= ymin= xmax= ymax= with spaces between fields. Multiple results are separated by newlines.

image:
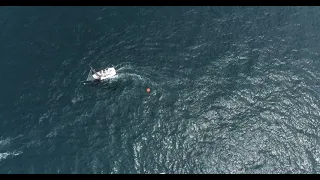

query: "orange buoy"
xmin=146 ymin=88 xmax=151 ymax=93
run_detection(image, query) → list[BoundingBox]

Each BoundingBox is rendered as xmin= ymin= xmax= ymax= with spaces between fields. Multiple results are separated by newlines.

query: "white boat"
xmin=84 ymin=66 xmax=116 ymax=83
xmin=92 ymin=67 xmax=116 ymax=80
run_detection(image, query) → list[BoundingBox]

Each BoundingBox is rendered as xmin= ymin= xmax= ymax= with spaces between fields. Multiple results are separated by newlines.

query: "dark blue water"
xmin=1 ymin=6 xmax=320 ymax=174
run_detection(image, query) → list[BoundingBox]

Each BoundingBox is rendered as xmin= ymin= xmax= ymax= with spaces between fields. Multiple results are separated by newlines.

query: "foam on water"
xmin=0 ymin=151 xmax=22 ymax=162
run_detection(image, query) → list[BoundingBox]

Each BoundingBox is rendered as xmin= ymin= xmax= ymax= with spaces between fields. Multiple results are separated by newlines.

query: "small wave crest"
xmin=0 ymin=151 xmax=22 ymax=161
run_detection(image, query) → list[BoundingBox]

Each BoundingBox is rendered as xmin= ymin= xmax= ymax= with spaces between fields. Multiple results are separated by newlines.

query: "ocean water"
xmin=1 ymin=6 xmax=320 ymax=174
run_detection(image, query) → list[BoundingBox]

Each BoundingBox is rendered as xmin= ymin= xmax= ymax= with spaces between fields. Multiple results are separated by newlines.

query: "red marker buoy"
xmin=146 ymin=88 xmax=151 ymax=93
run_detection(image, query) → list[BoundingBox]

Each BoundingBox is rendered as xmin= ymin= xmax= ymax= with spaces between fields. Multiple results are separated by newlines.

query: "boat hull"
xmin=92 ymin=67 xmax=116 ymax=80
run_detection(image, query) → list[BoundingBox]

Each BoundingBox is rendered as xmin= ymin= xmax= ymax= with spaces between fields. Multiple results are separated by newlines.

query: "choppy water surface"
xmin=1 ymin=6 xmax=320 ymax=174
